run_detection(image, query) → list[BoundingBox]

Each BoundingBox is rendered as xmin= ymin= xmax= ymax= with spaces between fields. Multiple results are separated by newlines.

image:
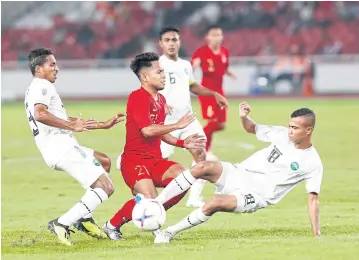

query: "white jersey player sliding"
xmin=158 ymin=26 xmax=228 ymax=208
xmin=154 ymin=102 xmax=323 ymax=243
xmin=24 ymin=48 xmax=125 ymax=246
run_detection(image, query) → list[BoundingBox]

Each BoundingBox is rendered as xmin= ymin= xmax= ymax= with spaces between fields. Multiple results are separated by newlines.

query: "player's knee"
xmin=191 ymin=161 xmax=212 ymax=178
xmin=92 ymin=175 xmax=115 ymax=197
xmin=105 ymin=179 xmax=115 ymax=197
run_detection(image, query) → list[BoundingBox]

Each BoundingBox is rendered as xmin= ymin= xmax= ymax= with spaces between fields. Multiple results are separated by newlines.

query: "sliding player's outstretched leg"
xmin=156 ymin=161 xmax=223 ymax=205
xmin=155 ymin=194 xmax=237 ymax=243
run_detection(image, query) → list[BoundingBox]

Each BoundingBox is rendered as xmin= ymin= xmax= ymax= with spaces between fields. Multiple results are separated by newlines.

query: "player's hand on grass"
xmin=239 ymin=102 xmax=251 ymax=118
xmin=184 ymin=134 xmax=206 ymax=149
xmin=214 ymin=93 xmax=229 ymax=109
xmin=176 ymin=112 xmax=196 ymax=129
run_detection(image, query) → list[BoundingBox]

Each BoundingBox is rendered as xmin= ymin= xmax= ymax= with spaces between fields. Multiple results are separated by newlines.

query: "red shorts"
xmin=121 ymin=158 xmax=177 ymax=191
xmin=198 ymin=96 xmax=227 ymax=123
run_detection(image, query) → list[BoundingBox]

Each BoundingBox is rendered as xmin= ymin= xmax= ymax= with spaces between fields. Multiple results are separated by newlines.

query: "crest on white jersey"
xmin=290 ymin=162 xmax=299 ymax=171
xmin=42 ymin=89 xmax=47 ymax=95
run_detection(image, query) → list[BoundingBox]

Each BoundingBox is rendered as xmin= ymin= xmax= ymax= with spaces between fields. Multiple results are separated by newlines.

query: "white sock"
xmin=58 ymin=188 xmax=108 ymax=226
xmin=167 ymin=207 xmax=211 ymax=234
xmin=106 ymin=221 xmax=117 ymax=230
xmin=156 ymin=170 xmax=196 ymax=205
xmin=83 ymin=213 xmax=93 ymax=219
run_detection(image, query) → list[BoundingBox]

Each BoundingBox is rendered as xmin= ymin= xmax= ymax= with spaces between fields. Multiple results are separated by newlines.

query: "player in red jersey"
xmin=187 ymin=26 xmax=236 ymax=207
xmin=102 ymin=52 xmax=206 ymax=240
xmin=191 ymin=26 xmax=236 ymax=160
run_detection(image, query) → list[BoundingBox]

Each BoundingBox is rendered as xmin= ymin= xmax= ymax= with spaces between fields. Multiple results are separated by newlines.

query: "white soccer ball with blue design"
xmin=132 ymin=197 xmax=166 ymax=231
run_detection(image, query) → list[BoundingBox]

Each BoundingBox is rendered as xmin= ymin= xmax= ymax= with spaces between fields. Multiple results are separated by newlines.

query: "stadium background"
xmin=2 ymin=1 xmax=359 ymax=99
xmin=2 ymin=1 xmax=359 ymax=260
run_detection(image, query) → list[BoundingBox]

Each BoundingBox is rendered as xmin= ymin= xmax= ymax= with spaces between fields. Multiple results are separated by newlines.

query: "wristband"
xmin=176 ymin=139 xmax=185 ymax=148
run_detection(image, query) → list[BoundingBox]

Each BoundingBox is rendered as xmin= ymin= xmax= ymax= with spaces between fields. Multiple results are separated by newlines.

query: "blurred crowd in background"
xmin=2 ymin=1 xmax=359 ymax=62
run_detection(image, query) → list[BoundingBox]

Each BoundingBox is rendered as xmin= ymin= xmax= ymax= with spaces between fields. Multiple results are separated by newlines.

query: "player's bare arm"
xmin=68 ymin=116 xmax=81 ymax=122
xmin=308 ymin=192 xmax=320 ymax=237
xmin=34 ymin=103 xmax=88 ymax=132
xmin=141 ymin=112 xmax=196 ymax=138
xmin=85 ymin=112 xmax=126 ymax=130
xmin=225 ymin=69 xmax=236 ymax=80
xmin=190 ymin=82 xmax=228 ymax=108
xmin=162 ymin=133 xmax=206 ymax=149
xmin=239 ymin=102 xmax=256 ymax=134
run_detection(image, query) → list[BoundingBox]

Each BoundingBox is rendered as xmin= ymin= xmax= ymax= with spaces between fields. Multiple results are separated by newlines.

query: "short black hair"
xmin=28 ymin=48 xmax=53 ymax=75
xmin=159 ymin=26 xmax=180 ymax=39
xmin=130 ymin=52 xmax=159 ymax=78
xmin=206 ymin=25 xmax=222 ymax=33
xmin=291 ymin=108 xmax=316 ymax=127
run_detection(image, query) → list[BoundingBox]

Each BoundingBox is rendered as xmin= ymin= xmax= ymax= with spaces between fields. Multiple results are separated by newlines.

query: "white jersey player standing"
xmin=158 ymin=26 xmax=228 ymax=208
xmin=24 ymin=48 xmax=125 ymax=246
xmin=154 ymin=103 xmax=323 ymax=243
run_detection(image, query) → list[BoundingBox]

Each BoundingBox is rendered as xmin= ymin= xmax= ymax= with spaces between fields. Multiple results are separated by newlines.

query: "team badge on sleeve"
xmin=42 ymin=89 xmax=47 ymax=95
xmin=290 ymin=162 xmax=299 ymax=171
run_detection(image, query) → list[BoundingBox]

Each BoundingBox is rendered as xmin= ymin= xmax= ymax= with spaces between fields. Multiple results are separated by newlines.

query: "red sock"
xmin=163 ymin=193 xmax=187 ymax=210
xmin=203 ymin=121 xmax=218 ymax=152
xmin=109 ymin=199 xmax=136 ymax=228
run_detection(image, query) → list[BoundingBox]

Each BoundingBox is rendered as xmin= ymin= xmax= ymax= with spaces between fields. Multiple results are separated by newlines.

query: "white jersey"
xmin=159 ymin=55 xmax=195 ymax=120
xmin=237 ymin=124 xmax=323 ymax=205
xmin=24 ymin=78 xmax=78 ymax=168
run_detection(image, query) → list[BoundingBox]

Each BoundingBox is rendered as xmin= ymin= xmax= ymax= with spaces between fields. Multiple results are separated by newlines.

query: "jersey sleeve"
xmin=188 ymin=63 xmax=196 ymax=85
xmin=32 ymin=81 xmax=53 ymax=107
xmin=255 ymin=124 xmax=288 ymax=143
xmin=305 ymin=165 xmax=323 ymax=194
xmin=191 ymin=48 xmax=203 ymax=65
xmin=128 ymin=93 xmax=153 ymax=130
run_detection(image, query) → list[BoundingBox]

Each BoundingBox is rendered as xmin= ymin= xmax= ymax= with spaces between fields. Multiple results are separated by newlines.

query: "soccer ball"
xmin=132 ymin=198 xmax=166 ymax=231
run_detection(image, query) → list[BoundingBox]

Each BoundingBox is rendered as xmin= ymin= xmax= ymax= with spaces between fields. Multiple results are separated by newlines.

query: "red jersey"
xmin=191 ymin=45 xmax=229 ymax=93
xmin=122 ymin=87 xmax=166 ymax=160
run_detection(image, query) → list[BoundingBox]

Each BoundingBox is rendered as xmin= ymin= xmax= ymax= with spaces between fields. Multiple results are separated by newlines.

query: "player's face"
xmin=142 ymin=61 xmax=165 ymax=90
xmin=288 ymin=117 xmax=313 ymax=144
xmin=36 ymin=55 xmax=59 ymax=83
xmin=206 ymin=28 xmax=223 ymax=47
xmin=159 ymin=31 xmax=180 ymax=58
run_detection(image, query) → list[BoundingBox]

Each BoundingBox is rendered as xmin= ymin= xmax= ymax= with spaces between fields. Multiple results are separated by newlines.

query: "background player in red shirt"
xmin=192 ymin=25 xmax=236 ymax=160
xmin=189 ymin=26 xmax=236 ymax=207
xmin=102 ymin=52 xmax=206 ymax=240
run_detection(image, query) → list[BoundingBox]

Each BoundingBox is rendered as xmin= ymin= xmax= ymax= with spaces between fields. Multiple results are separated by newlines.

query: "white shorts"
xmin=215 ymin=162 xmax=268 ymax=213
xmin=160 ymin=118 xmax=206 ymax=159
xmin=54 ymin=145 xmax=105 ymax=189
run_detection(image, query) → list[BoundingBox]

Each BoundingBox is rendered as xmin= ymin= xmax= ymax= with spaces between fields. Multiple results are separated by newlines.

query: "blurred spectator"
xmin=1 ymin=1 xmax=359 ymax=61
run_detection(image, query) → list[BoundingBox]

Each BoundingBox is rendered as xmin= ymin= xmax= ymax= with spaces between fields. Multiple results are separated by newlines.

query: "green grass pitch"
xmin=2 ymin=99 xmax=359 ymax=259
